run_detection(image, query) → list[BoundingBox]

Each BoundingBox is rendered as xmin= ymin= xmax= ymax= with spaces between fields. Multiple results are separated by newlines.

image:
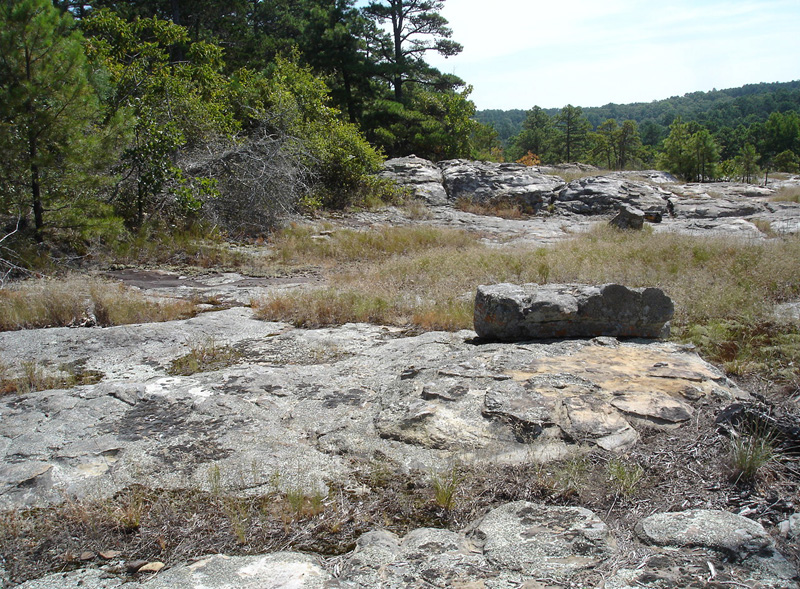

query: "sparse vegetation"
xmin=168 ymin=338 xmax=242 ymax=376
xmin=455 ymin=197 xmax=526 ymax=219
xmin=605 ymin=458 xmax=645 ymax=499
xmin=253 ymin=225 xmax=800 ymax=386
xmin=0 ymin=359 xmax=103 ymax=396
xmin=0 ymin=276 xmax=197 ymax=331
xmin=431 ymin=465 xmax=462 ymax=511
xmin=771 ymin=185 xmax=800 ymax=203
xmin=729 ymin=432 xmax=775 ymax=483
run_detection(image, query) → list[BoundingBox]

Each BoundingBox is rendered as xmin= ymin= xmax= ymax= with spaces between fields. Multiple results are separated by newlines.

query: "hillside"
xmin=477 ymin=80 xmax=800 ymax=143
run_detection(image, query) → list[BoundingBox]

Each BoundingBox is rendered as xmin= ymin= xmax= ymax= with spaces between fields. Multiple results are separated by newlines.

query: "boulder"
xmin=439 ymin=159 xmax=565 ymax=210
xmin=636 ymin=509 xmax=772 ymax=558
xmin=474 ymin=283 xmax=674 ymax=341
xmin=378 ymin=155 xmax=448 ymax=205
xmin=554 ymin=176 xmax=671 ymax=216
xmin=609 ymin=205 xmax=645 ymax=230
xmin=474 ymin=501 xmax=616 ymax=579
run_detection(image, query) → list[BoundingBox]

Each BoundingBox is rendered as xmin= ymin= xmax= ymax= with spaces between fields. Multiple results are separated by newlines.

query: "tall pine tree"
xmin=0 ymin=0 xmax=105 ymax=241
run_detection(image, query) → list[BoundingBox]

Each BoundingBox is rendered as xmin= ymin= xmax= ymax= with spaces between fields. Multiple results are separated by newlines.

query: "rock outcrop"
xmin=438 ymin=159 xmax=565 ymax=210
xmin=377 ymin=155 xmax=448 ymax=205
xmin=553 ymin=175 xmax=671 ymax=217
xmin=376 ymin=156 xmax=800 ymax=239
xmin=474 ymin=283 xmax=674 ymax=341
xmin=609 ymin=204 xmax=646 ymax=230
xmin=1 ymin=305 xmax=738 ymax=512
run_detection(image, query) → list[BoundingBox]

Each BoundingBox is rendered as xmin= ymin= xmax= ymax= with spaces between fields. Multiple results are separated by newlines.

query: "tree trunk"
xmin=341 ymin=69 xmax=357 ymax=124
xmin=391 ymin=0 xmax=404 ymax=102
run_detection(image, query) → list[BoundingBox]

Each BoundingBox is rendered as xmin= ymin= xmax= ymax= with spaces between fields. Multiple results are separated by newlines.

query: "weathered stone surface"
xmin=636 ymin=509 xmax=772 ymax=558
xmin=474 ymin=283 xmax=674 ymax=341
xmin=635 ymin=509 xmax=798 ymax=584
xmin=1 ymin=308 xmax=746 ymax=512
xmin=553 ymin=176 xmax=671 ymax=216
xmin=474 ymin=501 xmax=616 ymax=579
xmin=669 ymin=195 xmax=766 ymax=218
xmin=378 ymin=155 xmax=449 ymax=205
xmin=144 ymin=553 xmax=330 ymax=589
xmin=609 ymin=205 xmax=646 ymax=230
xmin=14 ymin=569 xmax=127 ymax=589
xmin=779 ymin=513 xmax=800 ymax=538
xmin=439 ymin=159 xmax=565 ymax=210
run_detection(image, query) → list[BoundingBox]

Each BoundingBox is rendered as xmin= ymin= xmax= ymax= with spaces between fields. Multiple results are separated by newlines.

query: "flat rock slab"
xmin=0 ymin=308 xmax=748 ymax=511
xmin=475 ymin=501 xmax=616 ymax=579
xmin=474 ymin=283 xmax=674 ymax=341
xmin=144 ymin=553 xmax=330 ymax=589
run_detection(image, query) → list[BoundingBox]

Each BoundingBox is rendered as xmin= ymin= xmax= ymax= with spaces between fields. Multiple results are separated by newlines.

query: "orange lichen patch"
xmin=507 ymin=344 xmax=726 ymax=400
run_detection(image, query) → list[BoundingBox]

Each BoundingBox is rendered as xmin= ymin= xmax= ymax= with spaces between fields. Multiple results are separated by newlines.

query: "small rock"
xmin=125 ymin=560 xmax=148 ymax=574
xmin=99 ymin=550 xmax=122 ymax=560
xmin=137 ymin=561 xmax=164 ymax=573
xmin=475 ymin=501 xmax=616 ymax=579
xmin=779 ymin=513 xmax=800 ymax=538
xmin=609 ymin=205 xmax=645 ymax=230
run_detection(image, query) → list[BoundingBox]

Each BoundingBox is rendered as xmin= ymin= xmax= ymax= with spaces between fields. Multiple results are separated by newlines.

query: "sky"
xmin=418 ymin=0 xmax=800 ymax=111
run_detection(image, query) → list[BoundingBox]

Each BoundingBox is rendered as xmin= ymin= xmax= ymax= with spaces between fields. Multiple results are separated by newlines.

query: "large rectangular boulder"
xmin=474 ymin=283 xmax=673 ymax=341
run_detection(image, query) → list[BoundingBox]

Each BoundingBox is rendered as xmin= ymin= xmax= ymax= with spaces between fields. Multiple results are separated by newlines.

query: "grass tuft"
xmin=168 ymin=338 xmax=242 ymax=376
xmin=770 ymin=185 xmax=800 ymax=203
xmin=0 ymin=276 xmax=197 ymax=332
xmin=455 ymin=197 xmax=526 ymax=219
xmin=605 ymin=458 xmax=645 ymax=499
xmin=431 ymin=466 xmax=461 ymax=511
xmin=729 ymin=428 xmax=776 ymax=483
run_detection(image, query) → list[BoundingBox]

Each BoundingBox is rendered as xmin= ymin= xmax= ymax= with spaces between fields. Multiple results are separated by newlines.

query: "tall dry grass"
xmin=0 ymin=276 xmax=196 ymax=331
xmin=255 ymin=224 xmax=800 ymax=381
xmin=771 ymin=185 xmax=800 ymax=203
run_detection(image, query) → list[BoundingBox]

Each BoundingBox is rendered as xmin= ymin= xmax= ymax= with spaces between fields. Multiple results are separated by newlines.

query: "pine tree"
xmin=363 ymin=0 xmax=462 ymax=102
xmin=0 ymin=0 xmax=104 ymax=241
xmin=555 ymin=105 xmax=591 ymax=163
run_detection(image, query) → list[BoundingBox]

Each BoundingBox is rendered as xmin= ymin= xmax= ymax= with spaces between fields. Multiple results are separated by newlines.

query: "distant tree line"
xmin=489 ymin=85 xmax=800 ymax=182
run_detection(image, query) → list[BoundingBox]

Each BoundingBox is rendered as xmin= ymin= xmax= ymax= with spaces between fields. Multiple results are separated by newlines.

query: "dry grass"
xmin=455 ymin=197 xmax=526 ymax=219
xmin=256 ymin=224 xmax=800 ymax=383
xmin=111 ymin=227 xmax=250 ymax=269
xmin=548 ymin=169 xmax=609 ymax=183
xmin=0 ymin=360 xmax=103 ymax=396
xmin=0 ymin=276 xmax=197 ymax=331
xmin=400 ymin=199 xmax=435 ymax=220
xmin=268 ymin=224 xmax=478 ymax=266
xmin=770 ymin=185 xmax=800 ymax=203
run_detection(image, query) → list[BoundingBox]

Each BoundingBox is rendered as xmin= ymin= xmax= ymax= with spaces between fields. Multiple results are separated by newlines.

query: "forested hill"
xmin=477 ymin=80 xmax=800 ymax=144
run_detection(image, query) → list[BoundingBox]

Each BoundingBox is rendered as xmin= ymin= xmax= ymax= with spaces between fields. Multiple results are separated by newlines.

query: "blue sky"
xmin=419 ymin=0 xmax=800 ymax=110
